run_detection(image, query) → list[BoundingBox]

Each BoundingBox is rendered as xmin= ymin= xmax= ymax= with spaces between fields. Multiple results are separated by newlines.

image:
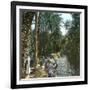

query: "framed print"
xmin=11 ymin=1 xmax=88 ymax=89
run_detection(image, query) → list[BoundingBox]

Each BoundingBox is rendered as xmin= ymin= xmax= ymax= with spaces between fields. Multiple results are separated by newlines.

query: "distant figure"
xmin=45 ymin=57 xmax=58 ymax=77
xmin=25 ymin=56 xmax=31 ymax=75
xmin=40 ymin=56 xmax=45 ymax=66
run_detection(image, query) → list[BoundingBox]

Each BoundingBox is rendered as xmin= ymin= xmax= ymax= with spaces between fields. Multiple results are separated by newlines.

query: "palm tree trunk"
xmin=35 ymin=12 xmax=40 ymax=68
xmin=20 ymin=12 xmax=35 ymax=78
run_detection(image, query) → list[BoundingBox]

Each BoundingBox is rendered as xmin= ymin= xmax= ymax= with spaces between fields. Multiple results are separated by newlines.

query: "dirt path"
xmin=56 ymin=55 xmax=75 ymax=76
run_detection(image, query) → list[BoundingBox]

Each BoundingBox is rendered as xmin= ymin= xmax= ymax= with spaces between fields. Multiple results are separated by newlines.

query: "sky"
xmin=60 ymin=13 xmax=72 ymax=35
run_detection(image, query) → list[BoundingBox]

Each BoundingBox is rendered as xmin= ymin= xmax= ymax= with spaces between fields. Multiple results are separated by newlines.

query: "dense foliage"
xmin=20 ymin=10 xmax=80 ymax=78
xmin=61 ymin=13 xmax=80 ymax=75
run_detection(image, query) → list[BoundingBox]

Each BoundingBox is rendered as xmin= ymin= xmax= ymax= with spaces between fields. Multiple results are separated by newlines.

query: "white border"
xmin=16 ymin=5 xmax=85 ymax=85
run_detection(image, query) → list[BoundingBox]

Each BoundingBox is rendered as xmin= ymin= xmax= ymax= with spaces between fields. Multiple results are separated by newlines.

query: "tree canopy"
xmin=20 ymin=10 xmax=80 ymax=78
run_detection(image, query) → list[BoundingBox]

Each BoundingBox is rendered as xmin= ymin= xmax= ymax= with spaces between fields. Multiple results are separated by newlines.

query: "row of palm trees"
xmin=20 ymin=10 xmax=80 ymax=78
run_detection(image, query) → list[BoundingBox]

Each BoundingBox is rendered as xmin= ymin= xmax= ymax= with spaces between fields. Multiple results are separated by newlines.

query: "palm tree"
xmin=34 ymin=11 xmax=40 ymax=68
xmin=39 ymin=12 xmax=63 ymax=56
xmin=64 ymin=13 xmax=80 ymax=75
xmin=20 ymin=10 xmax=35 ymax=78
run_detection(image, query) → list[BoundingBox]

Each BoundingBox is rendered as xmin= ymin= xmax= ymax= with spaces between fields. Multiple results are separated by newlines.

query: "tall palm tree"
xmin=20 ymin=10 xmax=35 ymax=78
